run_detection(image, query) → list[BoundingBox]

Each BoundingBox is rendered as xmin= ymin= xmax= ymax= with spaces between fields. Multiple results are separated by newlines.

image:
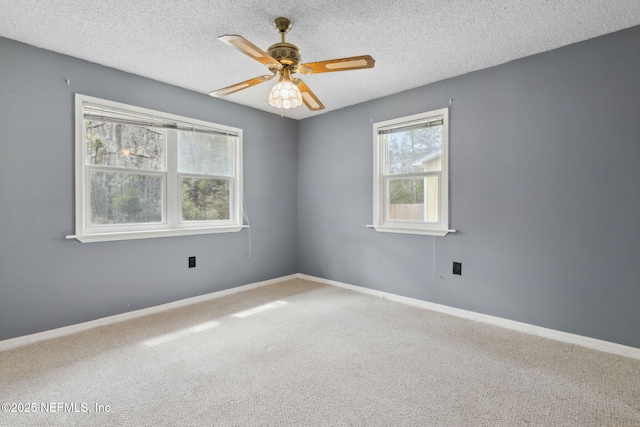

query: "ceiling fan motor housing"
xmin=268 ymin=43 xmax=301 ymax=66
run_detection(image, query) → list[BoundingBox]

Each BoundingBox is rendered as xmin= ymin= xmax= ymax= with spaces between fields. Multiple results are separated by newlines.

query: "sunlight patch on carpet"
xmin=231 ymin=300 xmax=288 ymax=318
xmin=141 ymin=320 xmax=220 ymax=347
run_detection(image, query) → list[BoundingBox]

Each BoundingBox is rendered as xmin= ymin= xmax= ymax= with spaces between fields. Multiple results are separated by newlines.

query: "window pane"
xmin=85 ymin=121 xmax=164 ymax=170
xmin=385 ymin=125 xmax=442 ymax=175
xmin=387 ymin=176 xmax=439 ymax=222
xmin=90 ymin=171 xmax=163 ymax=225
xmin=178 ymin=132 xmax=231 ymax=176
xmin=181 ymin=177 xmax=230 ymax=221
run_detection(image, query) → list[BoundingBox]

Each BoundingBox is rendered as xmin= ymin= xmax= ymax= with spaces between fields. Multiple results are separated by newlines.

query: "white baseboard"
xmin=297 ymin=273 xmax=640 ymax=361
xmin=3 ymin=272 xmax=638 ymax=361
xmin=0 ymin=274 xmax=297 ymax=353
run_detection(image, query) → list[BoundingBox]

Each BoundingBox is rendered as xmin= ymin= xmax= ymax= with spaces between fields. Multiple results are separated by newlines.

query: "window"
xmin=372 ymin=108 xmax=451 ymax=236
xmin=72 ymin=94 xmax=243 ymax=242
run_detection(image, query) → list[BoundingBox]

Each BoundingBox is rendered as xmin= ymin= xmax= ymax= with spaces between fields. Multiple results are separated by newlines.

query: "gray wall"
xmin=0 ymin=37 xmax=299 ymax=341
xmin=298 ymin=26 xmax=640 ymax=348
xmin=2 ymin=26 xmax=639 ymax=349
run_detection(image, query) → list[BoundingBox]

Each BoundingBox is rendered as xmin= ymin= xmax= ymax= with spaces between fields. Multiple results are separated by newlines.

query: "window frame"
xmin=72 ymin=94 xmax=243 ymax=243
xmin=372 ymin=108 xmax=452 ymax=236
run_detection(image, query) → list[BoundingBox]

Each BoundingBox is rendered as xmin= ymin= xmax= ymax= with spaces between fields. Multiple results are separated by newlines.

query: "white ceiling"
xmin=1 ymin=1 xmax=639 ymax=120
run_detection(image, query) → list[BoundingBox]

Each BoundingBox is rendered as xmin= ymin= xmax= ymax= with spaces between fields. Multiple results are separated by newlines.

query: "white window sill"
xmin=367 ymin=225 xmax=456 ymax=237
xmin=66 ymin=225 xmax=248 ymax=243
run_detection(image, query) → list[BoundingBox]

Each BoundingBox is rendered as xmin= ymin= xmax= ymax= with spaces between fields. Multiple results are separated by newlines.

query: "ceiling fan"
xmin=209 ymin=17 xmax=375 ymax=111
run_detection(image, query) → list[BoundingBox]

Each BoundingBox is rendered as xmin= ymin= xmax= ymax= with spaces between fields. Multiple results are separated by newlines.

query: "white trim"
xmin=297 ymin=273 xmax=640 ymax=360
xmin=0 ymin=274 xmax=297 ymax=353
xmin=65 ymin=225 xmax=246 ymax=243
xmin=3 ymin=273 xmax=638 ymax=361
xmin=73 ymin=94 xmax=243 ymax=243
xmin=370 ymin=225 xmax=455 ymax=236
xmin=372 ymin=108 xmax=450 ymax=236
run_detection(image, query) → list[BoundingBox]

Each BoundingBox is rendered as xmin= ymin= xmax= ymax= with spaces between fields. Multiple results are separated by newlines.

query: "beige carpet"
xmin=1 ymin=279 xmax=639 ymax=426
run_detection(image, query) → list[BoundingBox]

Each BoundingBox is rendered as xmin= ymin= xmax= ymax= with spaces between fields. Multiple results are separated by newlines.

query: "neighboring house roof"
xmin=411 ymin=150 xmax=442 ymax=166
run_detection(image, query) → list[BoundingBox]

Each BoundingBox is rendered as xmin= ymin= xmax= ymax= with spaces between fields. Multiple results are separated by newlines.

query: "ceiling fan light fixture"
xmin=268 ymin=79 xmax=302 ymax=109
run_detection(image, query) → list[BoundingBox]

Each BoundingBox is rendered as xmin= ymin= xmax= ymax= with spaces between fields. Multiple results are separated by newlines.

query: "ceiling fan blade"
xmin=294 ymin=79 xmax=325 ymax=111
xmin=209 ymin=74 xmax=276 ymax=97
xmin=296 ymin=55 xmax=375 ymax=74
xmin=219 ymin=35 xmax=282 ymax=70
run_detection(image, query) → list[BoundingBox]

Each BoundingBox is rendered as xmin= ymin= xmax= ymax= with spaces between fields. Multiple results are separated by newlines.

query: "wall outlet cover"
xmin=453 ymin=262 xmax=462 ymax=275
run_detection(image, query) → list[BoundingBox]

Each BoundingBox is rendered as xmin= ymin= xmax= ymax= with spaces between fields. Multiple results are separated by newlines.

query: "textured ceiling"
xmin=1 ymin=0 xmax=639 ymax=120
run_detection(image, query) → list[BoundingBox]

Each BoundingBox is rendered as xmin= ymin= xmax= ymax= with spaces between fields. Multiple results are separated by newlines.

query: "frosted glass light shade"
xmin=269 ymin=80 xmax=303 ymax=109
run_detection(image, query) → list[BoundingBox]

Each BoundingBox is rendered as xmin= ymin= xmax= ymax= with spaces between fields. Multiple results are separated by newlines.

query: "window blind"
xmin=377 ymin=116 xmax=443 ymax=135
xmin=83 ymin=103 xmax=238 ymax=137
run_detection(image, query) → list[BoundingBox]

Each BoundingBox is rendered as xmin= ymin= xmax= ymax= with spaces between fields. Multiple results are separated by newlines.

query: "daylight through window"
xmin=72 ymin=94 xmax=243 ymax=242
xmin=373 ymin=108 xmax=451 ymax=236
